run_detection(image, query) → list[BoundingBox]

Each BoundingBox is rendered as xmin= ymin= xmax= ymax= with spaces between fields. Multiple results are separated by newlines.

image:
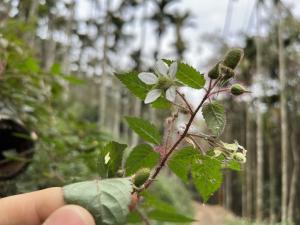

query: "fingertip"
xmin=43 ymin=205 xmax=95 ymax=225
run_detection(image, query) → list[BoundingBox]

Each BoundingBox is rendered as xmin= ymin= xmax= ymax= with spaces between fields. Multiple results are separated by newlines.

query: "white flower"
xmin=138 ymin=60 xmax=178 ymax=104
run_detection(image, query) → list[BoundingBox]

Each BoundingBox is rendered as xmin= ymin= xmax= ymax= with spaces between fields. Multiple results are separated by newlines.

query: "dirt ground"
xmin=192 ymin=203 xmax=235 ymax=225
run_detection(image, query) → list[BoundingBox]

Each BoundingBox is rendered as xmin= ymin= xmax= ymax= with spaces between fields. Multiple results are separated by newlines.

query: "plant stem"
xmin=164 ymin=112 xmax=178 ymax=155
xmin=208 ymin=88 xmax=229 ymax=97
xmin=143 ymin=84 xmax=215 ymax=189
xmin=176 ymin=90 xmax=193 ymax=114
xmin=136 ymin=208 xmax=151 ymax=225
xmin=171 ymin=102 xmax=188 ymax=112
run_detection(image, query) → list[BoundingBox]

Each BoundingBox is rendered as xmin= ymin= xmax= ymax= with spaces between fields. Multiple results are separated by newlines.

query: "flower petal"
xmin=166 ymin=86 xmax=176 ymax=102
xmin=144 ymin=89 xmax=162 ymax=104
xmin=138 ymin=72 xmax=158 ymax=85
xmin=154 ymin=60 xmax=168 ymax=76
xmin=168 ymin=61 xmax=178 ymax=78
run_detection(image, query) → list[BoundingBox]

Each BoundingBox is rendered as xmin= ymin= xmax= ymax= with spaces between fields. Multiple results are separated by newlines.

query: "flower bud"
xmin=222 ymin=48 xmax=244 ymax=70
xmin=233 ymin=152 xmax=246 ymax=163
xmin=116 ymin=169 xmax=125 ymax=177
xmin=230 ymin=84 xmax=248 ymax=96
xmin=219 ymin=63 xmax=235 ymax=80
xmin=132 ymin=168 xmax=151 ymax=187
xmin=208 ymin=62 xmax=221 ymax=79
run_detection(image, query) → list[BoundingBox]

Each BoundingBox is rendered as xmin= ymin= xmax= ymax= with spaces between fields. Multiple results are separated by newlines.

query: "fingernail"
xmin=43 ymin=205 xmax=95 ymax=225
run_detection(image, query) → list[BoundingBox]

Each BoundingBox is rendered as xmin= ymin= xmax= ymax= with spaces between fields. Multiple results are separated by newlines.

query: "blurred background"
xmin=0 ymin=0 xmax=300 ymax=224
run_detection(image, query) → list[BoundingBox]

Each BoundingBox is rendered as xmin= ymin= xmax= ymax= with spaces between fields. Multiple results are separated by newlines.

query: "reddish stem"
xmin=208 ymin=88 xmax=229 ymax=98
xmin=143 ymin=84 xmax=216 ymax=189
xmin=176 ymin=90 xmax=193 ymax=114
xmin=208 ymin=78 xmax=212 ymax=91
xmin=141 ymin=77 xmax=222 ymax=191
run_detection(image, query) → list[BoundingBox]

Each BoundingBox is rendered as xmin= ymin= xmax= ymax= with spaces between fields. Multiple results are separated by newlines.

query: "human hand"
xmin=0 ymin=187 xmax=95 ymax=225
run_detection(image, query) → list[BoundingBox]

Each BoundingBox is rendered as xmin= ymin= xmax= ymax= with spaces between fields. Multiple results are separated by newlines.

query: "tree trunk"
xmin=41 ymin=38 xmax=56 ymax=72
xmin=26 ymin=0 xmax=38 ymax=48
xmin=122 ymin=92 xmax=130 ymax=143
xmin=61 ymin=0 xmax=75 ymax=75
xmin=287 ymin=102 xmax=299 ymax=224
xmin=246 ymin=108 xmax=253 ymax=219
xmin=98 ymin=0 xmax=110 ymax=129
xmin=278 ymin=3 xmax=289 ymax=222
xmin=268 ymin=128 xmax=276 ymax=224
xmin=241 ymin=105 xmax=247 ymax=218
xmin=131 ymin=98 xmax=141 ymax=146
xmin=224 ymin=113 xmax=233 ymax=210
xmin=27 ymin=0 xmax=39 ymax=22
xmin=256 ymin=111 xmax=264 ymax=221
xmin=255 ymin=2 xmax=264 ymax=220
xmin=225 ymin=170 xmax=232 ymax=210
xmin=113 ymin=85 xmax=121 ymax=139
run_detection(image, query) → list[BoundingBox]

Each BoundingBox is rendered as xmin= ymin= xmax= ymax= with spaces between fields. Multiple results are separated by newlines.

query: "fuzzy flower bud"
xmin=208 ymin=62 xmax=221 ymax=79
xmin=132 ymin=168 xmax=151 ymax=187
xmin=222 ymin=48 xmax=244 ymax=70
xmin=231 ymin=84 xmax=248 ymax=96
xmin=219 ymin=63 xmax=235 ymax=80
xmin=232 ymin=152 xmax=246 ymax=163
xmin=116 ymin=169 xmax=125 ymax=177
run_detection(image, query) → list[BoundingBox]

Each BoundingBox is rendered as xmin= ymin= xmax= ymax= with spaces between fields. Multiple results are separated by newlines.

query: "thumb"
xmin=43 ymin=205 xmax=95 ymax=225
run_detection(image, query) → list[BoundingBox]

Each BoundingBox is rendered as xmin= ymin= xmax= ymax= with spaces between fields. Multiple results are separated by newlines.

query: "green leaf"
xmin=127 ymin=211 xmax=142 ymax=223
xmin=126 ymin=144 xmax=159 ymax=175
xmin=148 ymin=210 xmax=195 ymax=223
xmin=164 ymin=60 xmax=205 ymax=89
xmin=116 ymin=71 xmax=150 ymax=100
xmin=151 ymin=97 xmax=171 ymax=109
xmin=191 ymin=156 xmax=223 ymax=202
xmin=142 ymin=192 xmax=195 ymax=223
xmin=98 ymin=141 xmax=127 ymax=178
xmin=24 ymin=58 xmax=40 ymax=73
xmin=202 ymin=101 xmax=226 ymax=136
xmin=63 ymin=178 xmax=133 ymax=225
xmin=143 ymin=193 xmax=177 ymax=213
xmin=125 ymin=117 xmax=161 ymax=144
xmin=225 ymin=160 xmax=241 ymax=171
xmin=168 ymin=146 xmax=198 ymax=183
xmin=116 ymin=71 xmax=173 ymax=108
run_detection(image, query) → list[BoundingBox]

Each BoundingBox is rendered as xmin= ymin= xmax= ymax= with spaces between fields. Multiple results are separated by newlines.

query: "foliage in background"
xmin=0 ymin=19 xmax=109 ymax=191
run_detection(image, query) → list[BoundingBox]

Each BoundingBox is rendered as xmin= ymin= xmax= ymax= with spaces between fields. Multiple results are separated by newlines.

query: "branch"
xmin=188 ymin=133 xmax=217 ymax=148
xmin=208 ymin=88 xmax=229 ymax=98
xmin=187 ymin=132 xmax=216 ymax=139
xmin=164 ymin=112 xmax=178 ymax=154
xmin=136 ymin=208 xmax=151 ymax=225
xmin=141 ymin=76 xmax=223 ymax=190
xmin=208 ymin=78 xmax=212 ymax=91
xmin=176 ymin=90 xmax=193 ymax=114
xmin=171 ymin=101 xmax=188 ymax=112
xmin=144 ymin=90 xmax=211 ymax=189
